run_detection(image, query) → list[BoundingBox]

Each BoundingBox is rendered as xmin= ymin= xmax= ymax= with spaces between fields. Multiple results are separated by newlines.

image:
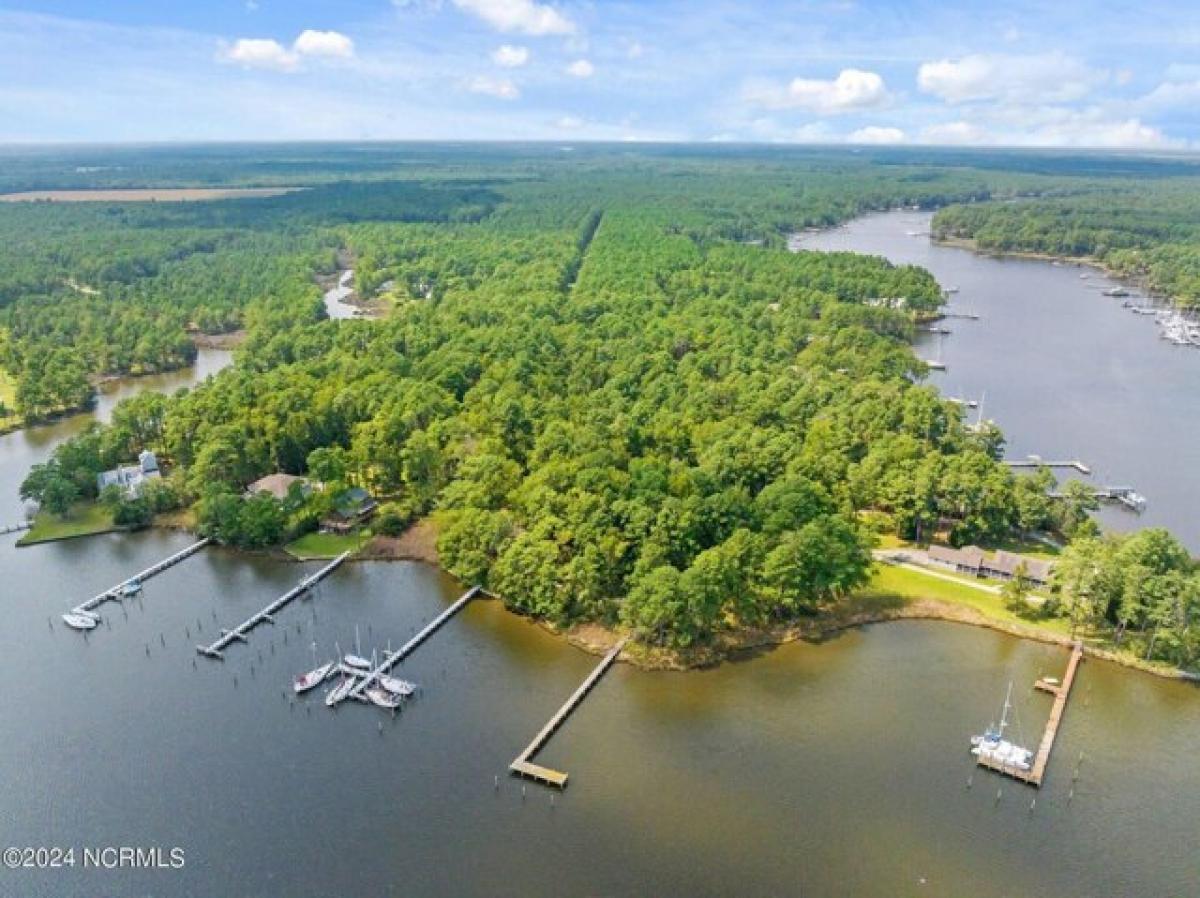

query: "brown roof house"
xmin=927 ymin=544 xmax=1054 ymax=587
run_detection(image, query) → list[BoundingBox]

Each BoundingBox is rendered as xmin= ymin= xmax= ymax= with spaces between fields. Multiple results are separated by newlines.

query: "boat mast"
xmin=998 ymin=681 xmax=1013 ymax=737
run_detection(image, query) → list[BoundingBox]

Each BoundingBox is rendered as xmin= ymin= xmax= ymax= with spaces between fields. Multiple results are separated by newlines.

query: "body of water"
xmin=796 ymin=210 xmax=1200 ymax=549
xmin=1 ymin=239 xmax=1198 ymax=897
xmin=0 ymin=348 xmax=231 ymax=522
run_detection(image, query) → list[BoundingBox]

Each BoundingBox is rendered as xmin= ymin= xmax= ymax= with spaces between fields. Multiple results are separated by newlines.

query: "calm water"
xmin=2 ymin=256 xmax=1199 ymax=896
xmin=796 ymin=211 xmax=1200 ymax=549
xmin=0 ymin=349 xmax=232 ymax=522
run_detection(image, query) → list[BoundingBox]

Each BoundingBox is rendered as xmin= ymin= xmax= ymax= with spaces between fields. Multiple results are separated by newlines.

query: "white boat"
xmin=344 ymin=654 xmax=371 ymax=671
xmin=120 ymin=581 xmax=142 ymax=597
xmin=325 ymin=677 xmax=357 ymax=707
xmin=970 ymin=681 xmax=1034 ymax=771
xmin=62 ymin=612 xmax=99 ymax=630
xmin=379 ymin=675 xmax=416 ymax=697
xmin=294 ymin=661 xmax=335 ymax=694
xmin=366 ymin=686 xmax=403 ymax=710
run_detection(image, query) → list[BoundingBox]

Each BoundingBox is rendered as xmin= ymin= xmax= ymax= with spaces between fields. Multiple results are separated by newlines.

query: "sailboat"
xmin=62 ymin=610 xmax=99 ymax=630
xmin=343 ymin=624 xmax=371 ymax=672
xmin=969 ymin=681 xmax=1033 ymax=771
xmin=294 ymin=641 xmax=335 ymax=694
xmin=325 ymin=675 xmax=357 ymax=707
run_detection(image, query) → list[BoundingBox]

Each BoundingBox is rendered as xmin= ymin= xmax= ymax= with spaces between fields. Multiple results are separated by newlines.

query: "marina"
xmin=340 ymin=585 xmax=483 ymax=704
xmin=61 ymin=537 xmax=211 ymax=630
xmin=197 ymin=552 xmax=350 ymax=659
xmin=510 ymin=639 xmax=628 ymax=789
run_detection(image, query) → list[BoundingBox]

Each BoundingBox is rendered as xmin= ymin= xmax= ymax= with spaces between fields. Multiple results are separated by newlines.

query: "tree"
xmin=41 ymin=474 xmax=80 ymax=517
xmin=1001 ymin=562 xmax=1033 ymax=614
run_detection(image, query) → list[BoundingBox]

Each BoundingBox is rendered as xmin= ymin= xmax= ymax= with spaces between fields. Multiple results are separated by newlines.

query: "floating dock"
xmin=924 ymin=359 xmax=947 ymax=371
xmin=977 ymin=641 xmax=1083 ymax=787
xmin=2 ymin=521 xmax=31 ymax=535
xmin=1003 ymin=457 xmax=1092 ymax=475
xmin=197 ymin=552 xmax=349 ymax=660
xmin=344 ymin=585 xmax=482 ymax=702
xmin=509 ymin=639 xmax=628 ymax=789
xmin=66 ymin=538 xmax=211 ymax=622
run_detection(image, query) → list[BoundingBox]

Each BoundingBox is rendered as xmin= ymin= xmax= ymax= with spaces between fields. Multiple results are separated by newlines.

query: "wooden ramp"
xmin=978 ymin=641 xmax=1083 ymax=787
xmin=510 ymin=639 xmax=627 ymax=790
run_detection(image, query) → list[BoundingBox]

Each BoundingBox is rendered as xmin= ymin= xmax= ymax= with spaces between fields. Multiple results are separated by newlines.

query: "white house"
xmin=97 ymin=450 xmax=161 ymax=499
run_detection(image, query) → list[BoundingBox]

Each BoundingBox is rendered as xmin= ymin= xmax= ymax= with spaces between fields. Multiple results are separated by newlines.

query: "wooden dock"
xmin=344 ymin=585 xmax=482 ymax=702
xmin=977 ymin=641 xmax=1083 ymax=787
xmin=509 ymin=639 xmax=628 ymax=789
xmin=197 ymin=552 xmax=349 ymax=660
xmin=1 ymin=521 xmax=31 ymax=535
xmin=67 ymin=538 xmax=211 ymax=622
xmin=1003 ymin=457 xmax=1092 ymax=475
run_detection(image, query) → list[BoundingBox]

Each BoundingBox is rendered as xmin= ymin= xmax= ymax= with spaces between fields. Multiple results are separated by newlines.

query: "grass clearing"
xmin=18 ymin=502 xmax=118 ymax=545
xmin=860 ymin=563 xmax=1073 ymax=636
xmin=285 ymin=530 xmax=369 ymax=560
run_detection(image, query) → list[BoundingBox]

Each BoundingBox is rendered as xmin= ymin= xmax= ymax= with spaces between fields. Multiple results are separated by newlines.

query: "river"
xmin=1 ymin=245 xmax=1199 ymax=896
xmin=794 ymin=210 xmax=1200 ymax=549
xmin=0 ymin=349 xmax=232 ymax=523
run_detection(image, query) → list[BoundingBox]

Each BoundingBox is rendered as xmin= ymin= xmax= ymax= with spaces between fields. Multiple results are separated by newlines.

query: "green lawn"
xmin=860 ymin=562 xmax=1073 ymax=636
xmin=285 ymin=530 xmax=369 ymax=560
xmin=18 ymin=502 xmax=118 ymax=545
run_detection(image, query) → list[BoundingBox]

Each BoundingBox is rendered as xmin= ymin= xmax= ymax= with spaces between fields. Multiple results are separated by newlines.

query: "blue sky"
xmin=2 ymin=0 xmax=1200 ymax=146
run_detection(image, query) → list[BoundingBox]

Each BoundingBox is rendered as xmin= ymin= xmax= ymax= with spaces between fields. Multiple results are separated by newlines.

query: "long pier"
xmin=1003 ymin=457 xmax=1092 ymax=475
xmin=197 ymin=552 xmax=349 ymax=660
xmin=68 ymin=538 xmax=211 ymax=620
xmin=345 ymin=585 xmax=482 ymax=701
xmin=2 ymin=521 xmax=31 ymax=535
xmin=977 ymin=641 xmax=1084 ymax=787
xmin=510 ymin=639 xmax=628 ymax=789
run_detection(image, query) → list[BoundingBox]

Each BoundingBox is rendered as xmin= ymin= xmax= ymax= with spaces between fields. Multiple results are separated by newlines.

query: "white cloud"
xmin=556 ymin=115 xmax=583 ymax=129
xmin=292 ymin=29 xmax=355 ymax=59
xmin=491 ymin=44 xmax=529 ymax=67
xmin=917 ymin=113 xmax=1181 ymax=149
xmin=467 ymin=74 xmax=520 ymax=99
xmin=848 ymin=125 xmax=905 ymax=144
xmin=565 ymin=59 xmax=594 ymax=78
xmin=451 ymin=0 xmax=576 ymax=36
xmin=917 ymin=53 xmax=1103 ymax=104
xmin=1138 ymin=78 xmax=1200 ymax=111
xmin=218 ymin=29 xmax=355 ymax=72
xmin=221 ymin=38 xmax=299 ymax=72
xmin=745 ymin=68 xmax=889 ymax=114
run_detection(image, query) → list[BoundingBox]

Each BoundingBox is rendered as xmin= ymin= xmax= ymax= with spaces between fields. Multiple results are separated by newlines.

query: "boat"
xmin=62 ymin=611 xmax=99 ymax=630
xmin=379 ymin=675 xmax=417 ymax=697
xmin=294 ymin=643 xmax=336 ymax=694
xmin=325 ymin=676 xmax=357 ymax=707
xmin=1103 ymin=287 xmax=1130 ymax=297
xmin=120 ymin=581 xmax=142 ymax=598
xmin=295 ymin=662 xmax=335 ymax=693
xmin=365 ymin=686 xmax=403 ymax=710
xmin=344 ymin=624 xmax=371 ymax=671
xmin=969 ymin=681 xmax=1034 ymax=772
xmin=1118 ymin=491 xmax=1147 ymax=513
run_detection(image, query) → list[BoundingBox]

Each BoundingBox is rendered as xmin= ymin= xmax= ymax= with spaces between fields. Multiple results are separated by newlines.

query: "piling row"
xmin=197 ymin=552 xmax=349 ymax=660
xmin=1 ymin=521 xmax=31 ymax=535
xmin=510 ymin=639 xmax=628 ymax=789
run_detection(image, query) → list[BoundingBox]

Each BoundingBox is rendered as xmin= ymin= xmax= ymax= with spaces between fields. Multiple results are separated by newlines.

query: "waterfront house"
xmin=244 ymin=473 xmax=310 ymax=501
xmin=927 ymin=544 xmax=1054 ymax=587
xmin=320 ymin=487 xmax=378 ymax=534
xmin=96 ymin=450 xmax=162 ymax=499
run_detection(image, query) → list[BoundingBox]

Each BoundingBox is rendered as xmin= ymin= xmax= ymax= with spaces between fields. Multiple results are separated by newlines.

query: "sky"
xmin=2 ymin=0 xmax=1200 ymax=147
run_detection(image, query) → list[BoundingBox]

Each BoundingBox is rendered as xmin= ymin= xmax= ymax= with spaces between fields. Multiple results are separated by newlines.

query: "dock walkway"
xmin=1003 ymin=458 xmax=1091 ymax=475
xmin=346 ymin=585 xmax=481 ymax=701
xmin=1 ymin=521 xmax=31 ymax=535
xmin=510 ymin=639 xmax=628 ymax=789
xmin=977 ymin=641 xmax=1083 ymax=787
xmin=197 ymin=552 xmax=349 ymax=659
xmin=68 ymin=538 xmax=211 ymax=621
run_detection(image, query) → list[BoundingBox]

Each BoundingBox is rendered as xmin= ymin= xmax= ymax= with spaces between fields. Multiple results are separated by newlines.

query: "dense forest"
xmin=932 ymin=180 xmax=1200 ymax=309
xmin=9 ymin=145 xmax=1200 ymax=666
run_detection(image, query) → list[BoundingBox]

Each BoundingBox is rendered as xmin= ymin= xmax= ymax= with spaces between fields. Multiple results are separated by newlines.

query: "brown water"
xmin=1 ymin=264 xmax=1198 ymax=897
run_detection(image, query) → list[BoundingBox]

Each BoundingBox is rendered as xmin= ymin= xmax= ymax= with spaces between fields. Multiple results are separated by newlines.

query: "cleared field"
xmin=0 ymin=187 xmax=303 ymax=202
